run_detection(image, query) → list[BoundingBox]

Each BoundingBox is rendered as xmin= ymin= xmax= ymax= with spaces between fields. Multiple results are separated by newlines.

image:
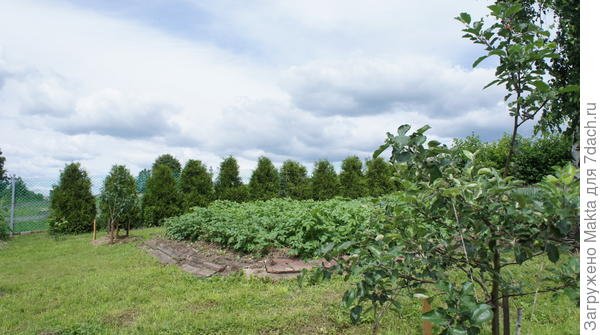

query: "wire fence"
xmin=1 ymin=174 xmax=105 ymax=234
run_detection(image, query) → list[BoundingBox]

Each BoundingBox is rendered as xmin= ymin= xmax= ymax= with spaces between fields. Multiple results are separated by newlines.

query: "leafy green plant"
xmin=308 ymin=125 xmax=579 ymax=335
xmin=165 ymin=197 xmax=378 ymax=258
xmin=49 ymin=163 xmax=97 ymax=234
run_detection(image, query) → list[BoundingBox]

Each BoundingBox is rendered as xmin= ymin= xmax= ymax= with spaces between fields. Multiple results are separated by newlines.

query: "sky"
xmin=0 ymin=0 xmax=520 ymax=193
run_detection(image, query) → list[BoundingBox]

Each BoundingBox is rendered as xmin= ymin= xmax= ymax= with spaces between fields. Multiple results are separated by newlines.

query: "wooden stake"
xmin=92 ymin=218 xmax=97 ymax=241
xmin=422 ymin=299 xmax=432 ymax=335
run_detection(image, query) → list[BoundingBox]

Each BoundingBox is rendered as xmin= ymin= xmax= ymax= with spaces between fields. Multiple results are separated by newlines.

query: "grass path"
xmin=0 ymin=228 xmax=578 ymax=334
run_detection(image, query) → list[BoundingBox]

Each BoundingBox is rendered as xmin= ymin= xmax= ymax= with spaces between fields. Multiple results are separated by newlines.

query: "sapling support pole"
xmin=9 ymin=174 xmax=16 ymax=235
xmin=92 ymin=218 xmax=97 ymax=241
xmin=422 ymin=299 xmax=432 ymax=335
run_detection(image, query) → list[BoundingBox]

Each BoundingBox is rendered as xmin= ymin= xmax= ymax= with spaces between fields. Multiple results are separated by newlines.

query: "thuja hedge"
xmin=165 ymin=197 xmax=382 ymax=258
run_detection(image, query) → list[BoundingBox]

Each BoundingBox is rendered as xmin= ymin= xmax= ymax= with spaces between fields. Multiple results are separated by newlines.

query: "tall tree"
xmin=365 ymin=157 xmax=395 ymax=197
xmin=180 ymin=159 xmax=214 ymax=210
xmin=215 ymin=156 xmax=247 ymax=202
xmin=311 ymin=160 xmax=339 ymax=200
xmin=142 ymin=164 xmax=182 ymax=226
xmin=339 ymin=156 xmax=367 ymax=199
xmin=152 ymin=154 xmax=181 ymax=179
xmin=248 ymin=156 xmax=280 ymax=201
xmin=99 ymin=165 xmax=140 ymax=241
xmin=135 ymin=168 xmax=151 ymax=193
xmin=49 ymin=163 xmax=97 ymax=234
xmin=279 ymin=160 xmax=311 ymax=200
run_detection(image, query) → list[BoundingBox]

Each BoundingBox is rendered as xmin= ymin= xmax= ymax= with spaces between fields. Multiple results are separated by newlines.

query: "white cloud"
xmin=0 ymin=0 xmax=517 ymax=190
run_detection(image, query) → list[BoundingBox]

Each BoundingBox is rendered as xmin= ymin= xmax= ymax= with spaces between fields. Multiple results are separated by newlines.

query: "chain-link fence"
xmin=1 ymin=174 xmax=105 ymax=234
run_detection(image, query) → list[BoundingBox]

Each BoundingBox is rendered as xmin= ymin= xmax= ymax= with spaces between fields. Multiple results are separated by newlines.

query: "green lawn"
xmin=0 ymin=228 xmax=578 ymax=334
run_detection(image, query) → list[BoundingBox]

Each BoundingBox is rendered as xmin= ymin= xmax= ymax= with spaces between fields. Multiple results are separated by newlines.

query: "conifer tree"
xmin=215 ymin=156 xmax=248 ymax=202
xmin=311 ymin=160 xmax=339 ymax=200
xmin=279 ymin=160 xmax=311 ymax=199
xmin=180 ymin=159 xmax=214 ymax=210
xmin=248 ymin=156 xmax=279 ymax=200
xmin=136 ymin=168 xmax=151 ymax=193
xmin=142 ymin=164 xmax=182 ymax=226
xmin=49 ymin=163 xmax=97 ymax=234
xmin=152 ymin=154 xmax=181 ymax=179
xmin=339 ymin=156 xmax=367 ymax=198
xmin=365 ymin=157 xmax=395 ymax=196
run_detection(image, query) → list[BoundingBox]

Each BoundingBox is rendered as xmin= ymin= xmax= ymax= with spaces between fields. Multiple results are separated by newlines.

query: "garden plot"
xmin=141 ymin=238 xmax=333 ymax=280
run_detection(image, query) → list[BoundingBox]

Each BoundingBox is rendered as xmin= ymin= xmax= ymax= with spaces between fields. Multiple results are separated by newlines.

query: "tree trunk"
xmin=502 ymin=294 xmax=510 ymax=335
xmin=503 ymin=114 xmax=520 ymax=177
xmin=491 ymin=240 xmax=501 ymax=335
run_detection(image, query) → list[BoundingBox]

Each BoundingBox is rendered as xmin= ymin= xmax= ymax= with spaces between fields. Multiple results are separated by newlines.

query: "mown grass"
xmin=0 ymin=228 xmax=578 ymax=334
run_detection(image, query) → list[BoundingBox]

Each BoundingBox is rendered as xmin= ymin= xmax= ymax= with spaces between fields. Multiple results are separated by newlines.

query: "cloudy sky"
xmin=0 ymin=0 xmax=517 ymax=192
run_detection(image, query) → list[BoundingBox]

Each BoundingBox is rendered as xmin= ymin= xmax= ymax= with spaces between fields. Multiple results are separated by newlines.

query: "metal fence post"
xmin=9 ymin=174 xmax=16 ymax=234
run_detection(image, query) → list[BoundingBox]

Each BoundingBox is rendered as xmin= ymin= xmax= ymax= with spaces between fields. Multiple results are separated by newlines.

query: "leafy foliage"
xmin=307 ymin=125 xmax=579 ymax=335
xmin=451 ymin=133 xmax=572 ymax=184
xmin=165 ymin=197 xmax=378 ymax=258
xmin=365 ymin=157 xmax=396 ymax=197
xmin=279 ymin=160 xmax=312 ymax=200
xmin=152 ymin=154 xmax=182 ymax=180
xmin=339 ymin=156 xmax=367 ymax=199
xmin=248 ymin=156 xmax=280 ymax=201
xmin=49 ymin=163 xmax=97 ymax=234
xmin=180 ymin=160 xmax=214 ymax=210
xmin=215 ymin=156 xmax=248 ymax=202
xmin=99 ymin=165 xmax=140 ymax=239
xmin=311 ymin=160 xmax=339 ymax=200
xmin=142 ymin=164 xmax=182 ymax=226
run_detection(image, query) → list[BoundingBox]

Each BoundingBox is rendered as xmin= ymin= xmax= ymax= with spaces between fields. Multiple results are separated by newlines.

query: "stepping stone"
xmin=146 ymin=248 xmax=177 ymax=265
xmin=265 ymin=258 xmax=312 ymax=274
xmin=180 ymin=263 xmax=218 ymax=277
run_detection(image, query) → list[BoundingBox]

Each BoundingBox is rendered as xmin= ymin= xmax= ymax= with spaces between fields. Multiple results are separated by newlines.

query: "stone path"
xmin=141 ymin=238 xmax=333 ymax=280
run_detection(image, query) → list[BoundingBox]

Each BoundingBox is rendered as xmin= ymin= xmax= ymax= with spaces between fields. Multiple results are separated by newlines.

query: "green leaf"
xmin=458 ymin=12 xmax=471 ymax=24
xmin=397 ymin=124 xmax=411 ymax=136
xmin=449 ymin=328 xmax=468 ymax=335
xmin=422 ymin=309 xmax=449 ymax=326
xmin=350 ymin=305 xmax=363 ymax=324
xmin=546 ymin=243 xmax=560 ymax=263
xmin=368 ymin=245 xmax=382 ymax=258
xmin=463 ymin=150 xmax=475 ymax=161
xmin=373 ymin=143 xmax=389 ymax=158
xmin=472 ymin=55 xmax=488 ymax=68
xmin=471 ymin=304 xmax=493 ymax=324
xmin=415 ymin=124 xmax=432 ymax=134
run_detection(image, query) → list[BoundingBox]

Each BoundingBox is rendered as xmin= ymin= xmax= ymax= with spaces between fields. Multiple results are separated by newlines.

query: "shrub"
xmin=279 ymin=160 xmax=311 ymax=199
xmin=0 ymin=208 xmax=8 ymax=240
xmin=215 ymin=156 xmax=247 ymax=202
xmin=339 ymin=156 xmax=367 ymax=198
xmin=142 ymin=164 xmax=182 ymax=226
xmin=180 ymin=160 xmax=214 ymax=210
xmin=152 ymin=154 xmax=181 ymax=179
xmin=311 ymin=160 xmax=339 ymax=200
xmin=99 ymin=165 xmax=140 ymax=239
xmin=248 ymin=156 xmax=279 ymax=200
xmin=49 ymin=163 xmax=97 ymax=234
xmin=365 ymin=157 xmax=396 ymax=196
